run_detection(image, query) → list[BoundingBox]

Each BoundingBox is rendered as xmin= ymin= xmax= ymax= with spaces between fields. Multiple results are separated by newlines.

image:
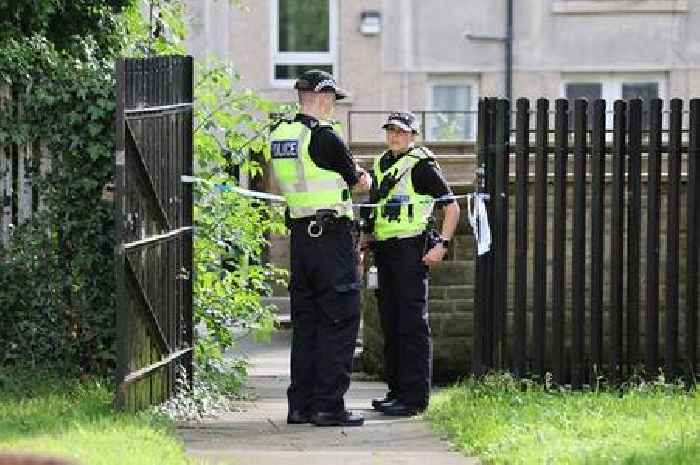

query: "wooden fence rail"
xmin=0 ymin=84 xmax=51 ymax=249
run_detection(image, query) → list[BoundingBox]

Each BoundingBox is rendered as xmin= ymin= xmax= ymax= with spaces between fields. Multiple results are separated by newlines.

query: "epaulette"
xmin=268 ymin=115 xmax=294 ymax=133
xmin=312 ymin=120 xmax=335 ymax=133
xmin=410 ymin=146 xmax=435 ymax=161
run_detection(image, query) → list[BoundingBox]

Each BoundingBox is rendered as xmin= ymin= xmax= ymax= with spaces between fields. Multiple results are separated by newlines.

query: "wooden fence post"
xmin=572 ymin=98 xmax=587 ymax=387
xmin=645 ymin=99 xmax=663 ymax=375
xmin=533 ymin=98 xmax=549 ymax=379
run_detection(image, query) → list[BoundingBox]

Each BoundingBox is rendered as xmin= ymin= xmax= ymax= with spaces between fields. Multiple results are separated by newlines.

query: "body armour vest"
xmin=373 ymin=146 xmax=435 ymax=240
xmin=270 ymin=120 xmax=353 ymax=219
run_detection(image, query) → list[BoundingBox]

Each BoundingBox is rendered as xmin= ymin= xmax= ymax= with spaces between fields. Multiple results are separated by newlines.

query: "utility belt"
xmin=367 ymin=228 xmax=438 ymax=290
xmin=372 ymin=218 xmax=440 ymax=255
xmin=288 ymin=209 xmax=358 ymax=238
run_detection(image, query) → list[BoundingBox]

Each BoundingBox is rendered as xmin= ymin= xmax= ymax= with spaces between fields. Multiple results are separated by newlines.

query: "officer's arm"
xmin=359 ymin=168 xmax=379 ymax=236
xmin=441 ymin=201 xmax=460 ymax=243
xmin=413 ymin=158 xmax=460 ymax=242
xmin=368 ymin=169 xmax=380 ymax=204
xmin=353 ymin=155 xmax=371 ymax=190
xmin=354 ymin=167 xmax=371 ymax=191
xmin=308 ymin=127 xmax=360 ymax=187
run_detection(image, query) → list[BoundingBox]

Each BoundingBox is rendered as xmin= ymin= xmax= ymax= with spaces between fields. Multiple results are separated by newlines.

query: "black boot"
xmin=287 ymin=410 xmax=312 ymax=424
xmin=312 ymin=410 xmax=364 ymax=427
xmin=371 ymin=397 xmax=397 ymax=412
xmin=371 ymin=392 xmax=397 ymax=411
xmin=382 ymin=401 xmax=425 ymax=417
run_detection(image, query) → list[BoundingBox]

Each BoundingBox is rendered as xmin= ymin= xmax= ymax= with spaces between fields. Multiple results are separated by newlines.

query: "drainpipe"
xmin=505 ymin=0 xmax=513 ymax=102
xmin=148 ymin=0 xmax=154 ymax=56
xmin=465 ymin=0 xmax=514 ymax=101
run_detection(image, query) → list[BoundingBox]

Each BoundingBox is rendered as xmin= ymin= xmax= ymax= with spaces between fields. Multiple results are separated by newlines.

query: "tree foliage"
xmin=120 ymin=0 xmax=188 ymax=57
xmin=0 ymin=31 xmax=121 ymax=373
xmin=0 ymin=0 xmax=131 ymax=54
xmin=0 ymin=0 xmax=287 ymax=383
xmin=191 ymin=59 xmax=287 ymax=374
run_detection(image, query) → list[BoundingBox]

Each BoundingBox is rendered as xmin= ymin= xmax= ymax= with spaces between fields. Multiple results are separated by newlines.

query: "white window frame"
xmin=562 ymin=73 xmax=667 ymax=102
xmin=552 ymin=1 xmax=688 ymax=15
xmin=426 ymin=77 xmax=480 ymax=141
xmin=561 ymin=72 xmax=667 ymax=125
xmin=270 ymin=0 xmax=339 ymax=88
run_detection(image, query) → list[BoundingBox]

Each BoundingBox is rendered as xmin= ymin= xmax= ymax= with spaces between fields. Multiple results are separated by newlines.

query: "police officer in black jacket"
xmin=362 ymin=112 xmax=460 ymax=416
xmin=270 ymin=70 xmax=371 ymax=427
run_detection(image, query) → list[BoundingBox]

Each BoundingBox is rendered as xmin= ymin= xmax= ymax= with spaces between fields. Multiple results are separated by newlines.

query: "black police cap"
xmin=382 ymin=111 xmax=420 ymax=134
xmin=294 ymin=69 xmax=348 ymax=100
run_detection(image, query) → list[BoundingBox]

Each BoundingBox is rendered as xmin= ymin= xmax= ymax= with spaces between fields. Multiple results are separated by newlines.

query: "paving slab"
xmin=179 ymin=329 xmax=478 ymax=465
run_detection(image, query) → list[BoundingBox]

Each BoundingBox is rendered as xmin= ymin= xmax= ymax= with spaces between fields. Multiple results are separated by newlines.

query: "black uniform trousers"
xmin=374 ymin=235 xmax=432 ymax=408
xmin=287 ymin=219 xmax=361 ymax=415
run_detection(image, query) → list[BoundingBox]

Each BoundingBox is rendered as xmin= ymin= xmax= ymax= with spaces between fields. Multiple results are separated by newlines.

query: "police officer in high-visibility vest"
xmin=364 ymin=111 xmax=460 ymax=416
xmin=270 ymin=70 xmax=371 ymax=427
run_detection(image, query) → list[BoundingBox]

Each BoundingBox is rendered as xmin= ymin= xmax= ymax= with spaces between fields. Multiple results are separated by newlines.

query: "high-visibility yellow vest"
xmin=270 ymin=120 xmax=353 ymax=219
xmin=373 ymin=146 xmax=435 ymax=240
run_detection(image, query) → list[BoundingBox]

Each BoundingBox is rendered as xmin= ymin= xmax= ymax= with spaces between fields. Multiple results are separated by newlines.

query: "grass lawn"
xmin=0 ymin=369 xmax=194 ymax=465
xmin=427 ymin=375 xmax=699 ymax=465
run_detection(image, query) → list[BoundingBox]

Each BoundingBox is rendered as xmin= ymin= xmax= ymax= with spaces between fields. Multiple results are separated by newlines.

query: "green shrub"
xmin=0 ymin=36 xmax=118 ymax=374
xmin=0 ymin=2 xmax=287 ymax=385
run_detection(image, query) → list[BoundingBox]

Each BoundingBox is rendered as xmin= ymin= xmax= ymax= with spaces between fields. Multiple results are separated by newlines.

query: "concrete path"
xmin=179 ymin=329 xmax=479 ymax=465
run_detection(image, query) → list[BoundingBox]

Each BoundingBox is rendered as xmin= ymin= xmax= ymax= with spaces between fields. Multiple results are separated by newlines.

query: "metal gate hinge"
xmin=176 ymin=267 xmax=191 ymax=281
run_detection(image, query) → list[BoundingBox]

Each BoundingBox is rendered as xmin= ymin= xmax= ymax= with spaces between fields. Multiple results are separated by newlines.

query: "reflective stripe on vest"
xmin=270 ymin=121 xmax=353 ymax=219
xmin=373 ymin=147 xmax=435 ymax=241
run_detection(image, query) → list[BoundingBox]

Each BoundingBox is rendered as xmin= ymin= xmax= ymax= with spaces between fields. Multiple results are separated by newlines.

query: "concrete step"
xmin=351 ymin=144 xmax=477 ymax=186
xmin=262 ymin=296 xmax=290 ymax=328
xmin=430 ymin=260 xmax=475 ymax=286
xmin=351 ymin=141 xmax=475 ymax=156
xmin=429 ymin=285 xmax=474 ymax=301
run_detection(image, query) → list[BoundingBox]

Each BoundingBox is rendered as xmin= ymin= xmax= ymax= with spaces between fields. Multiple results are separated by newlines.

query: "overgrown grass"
xmin=427 ymin=374 xmax=699 ymax=465
xmin=0 ymin=369 xmax=194 ymax=465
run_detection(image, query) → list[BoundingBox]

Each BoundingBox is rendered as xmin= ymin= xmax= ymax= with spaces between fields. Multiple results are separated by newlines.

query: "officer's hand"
xmin=360 ymin=233 xmax=374 ymax=250
xmin=358 ymin=233 xmax=372 ymax=265
xmin=355 ymin=169 xmax=372 ymax=191
xmin=422 ymin=244 xmax=446 ymax=267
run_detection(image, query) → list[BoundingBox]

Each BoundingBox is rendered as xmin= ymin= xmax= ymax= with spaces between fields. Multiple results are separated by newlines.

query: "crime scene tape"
xmin=217 ymin=182 xmax=493 ymax=254
xmin=181 ymin=175 xmax=492 ymax=253
xmin=181 ymin=176 xmax=489 ymax=208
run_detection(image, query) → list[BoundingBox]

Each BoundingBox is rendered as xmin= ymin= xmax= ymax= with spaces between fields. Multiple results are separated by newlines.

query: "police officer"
xmin=364 ymin=111 xmax=460 ymax=416
xmin=270 ymin=70 xmax=371 ymax=427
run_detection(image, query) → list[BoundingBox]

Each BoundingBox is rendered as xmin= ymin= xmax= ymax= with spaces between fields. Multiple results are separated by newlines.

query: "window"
xmin=566 ymin=83 xmax=602 ymax=102
xmin=562 ymin=74 xmax=664 ymax=128
xmin=623 ymin=82 xmax=659 ymax=129
xmin=271 ymin=0 xmax=338 ymax=86
xmin=566 ymin=82 xmax=602 ymax=127
xmin=428 ymin=83 xmax=476 ymax=141
xmin=274 ymin=64 xmax=333 ymax=80
xmin=552 ymin=1 xmax=688 ymax=15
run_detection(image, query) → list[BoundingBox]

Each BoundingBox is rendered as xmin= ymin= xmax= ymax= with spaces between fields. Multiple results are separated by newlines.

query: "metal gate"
xmin=114 ymin=56 xmax=194 ymax=410
xmin=473 ymin=97 xmax=699 ymax=385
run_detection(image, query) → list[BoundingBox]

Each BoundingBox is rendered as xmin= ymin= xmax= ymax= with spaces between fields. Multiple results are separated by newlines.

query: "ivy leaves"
xmin=121 ymin=0 xmax=289 ymax=375
xmin=0 ymin=1 xmax=288 ymax=384
xmin=120 ymin=0 xmax=187 ymax=57
xmin=0 ymin=0 xmax=131 ymax=56
xmin=0 ymin=34 xmax=118 ymax=374
xmin=191 ymin=58 xmax=288 ymax=359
